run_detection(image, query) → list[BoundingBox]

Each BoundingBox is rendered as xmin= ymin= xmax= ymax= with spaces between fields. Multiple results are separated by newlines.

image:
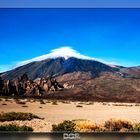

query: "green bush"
xmin=0 ymin=112 xmax=41 ymax=122
xmin=0 ymin=125 xmax=33 ymax=131
xmin=133 ymin=123 xmax=140 ymax=131
xmin=52 ymin=120 xmax=76 ymax=132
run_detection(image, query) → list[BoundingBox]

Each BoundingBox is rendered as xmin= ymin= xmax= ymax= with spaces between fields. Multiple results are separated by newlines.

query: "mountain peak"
xmin=49 ymin=47 xmax=92 ymax=60
xmin=48 ymin=47 xmax=81 ymax=59
xmin=16 ymin=46 xmax=116 ymax=68
xmin=17 ymin=46 xmax=93 ymax=67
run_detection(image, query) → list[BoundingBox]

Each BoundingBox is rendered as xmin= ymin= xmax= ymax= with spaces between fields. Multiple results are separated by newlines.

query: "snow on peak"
xmin=16 ymin=46 xmax=117 ymax=68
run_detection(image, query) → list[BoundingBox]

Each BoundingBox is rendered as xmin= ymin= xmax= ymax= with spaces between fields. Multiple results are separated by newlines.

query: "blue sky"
xmin=0 ymin=8 xmax=140 ymax=72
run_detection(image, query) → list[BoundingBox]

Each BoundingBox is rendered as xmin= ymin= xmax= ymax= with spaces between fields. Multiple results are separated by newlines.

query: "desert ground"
xmin=0 ymin=97 xmax=140 ymax=132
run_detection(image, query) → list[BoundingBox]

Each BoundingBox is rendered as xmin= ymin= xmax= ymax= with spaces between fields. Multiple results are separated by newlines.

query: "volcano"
xmin=1 ymin=47 xmax=140 ymax=102
xmin=1 ymin=47 xmax=119 ymax=80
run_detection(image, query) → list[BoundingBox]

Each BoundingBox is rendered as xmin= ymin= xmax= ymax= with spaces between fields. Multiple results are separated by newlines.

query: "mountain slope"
xmin=2 ymin=57 xmax=119 ymax=80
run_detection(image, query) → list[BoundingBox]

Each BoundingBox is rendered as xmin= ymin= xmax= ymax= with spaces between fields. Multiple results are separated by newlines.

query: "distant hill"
xmin=120 ymin=66 xmax=140 ymax=78
xmin=54 ymin=72 xmax=140 ymax=102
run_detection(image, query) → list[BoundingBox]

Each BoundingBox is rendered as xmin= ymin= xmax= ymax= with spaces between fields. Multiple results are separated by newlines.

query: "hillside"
xmin=54 ymin=72 xmax=140 ymax=102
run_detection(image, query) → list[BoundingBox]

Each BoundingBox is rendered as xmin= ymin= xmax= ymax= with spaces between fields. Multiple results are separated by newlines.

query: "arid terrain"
xmin=1 ymin=97 xmax=140 ymax=132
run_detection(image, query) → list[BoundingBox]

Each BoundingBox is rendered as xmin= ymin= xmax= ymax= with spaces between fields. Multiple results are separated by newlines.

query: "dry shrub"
xmin=52 ymin=101 xmax=58 ymax=105
xmin=98 ymin=123 xmax=106 ymax=132
xmin=103 ymin=119 xmax=133 ymax=132
xmin=112 ymin=104 xmax=133 ymax=107
xmin=2 ymin=103 xmax=7 ymax=105
xmin=21 ymin=105 xmax=28 ymax=108
xmin=40 ymin=100 xmax=46 ymax=104
xmin=74 ymin=120 xmax=98 ymax=132
xmin=76 ymin=105 xmax=83 ymax=108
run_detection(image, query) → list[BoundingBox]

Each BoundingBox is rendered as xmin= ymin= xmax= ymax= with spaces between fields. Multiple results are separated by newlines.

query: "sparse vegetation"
xmin=112 ymin=104 xmax=133 ymax=107
xmin=0 ymin=124 xmax=33 ymax=131
xmin=0 ymin=112 xmax=41 ymax=122
xmin=52 ymin=119 xmax=140 ymax=132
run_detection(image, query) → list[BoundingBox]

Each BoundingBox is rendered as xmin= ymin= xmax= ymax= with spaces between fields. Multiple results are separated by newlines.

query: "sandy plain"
xmin=0 ymin=98 xmax=140 ymax=132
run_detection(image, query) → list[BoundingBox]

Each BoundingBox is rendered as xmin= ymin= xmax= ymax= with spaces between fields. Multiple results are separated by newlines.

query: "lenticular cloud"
xmin=16 ymin=46 xmax=117 ymax=68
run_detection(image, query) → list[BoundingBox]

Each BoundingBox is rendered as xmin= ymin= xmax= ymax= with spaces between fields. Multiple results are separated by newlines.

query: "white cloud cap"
xmin=16 ymin=46 xmax=117 ymax=68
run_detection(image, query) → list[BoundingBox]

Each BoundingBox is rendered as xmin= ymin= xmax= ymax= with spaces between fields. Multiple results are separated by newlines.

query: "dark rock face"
xmin=2 ymin=57 xmax=119 ymax=80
